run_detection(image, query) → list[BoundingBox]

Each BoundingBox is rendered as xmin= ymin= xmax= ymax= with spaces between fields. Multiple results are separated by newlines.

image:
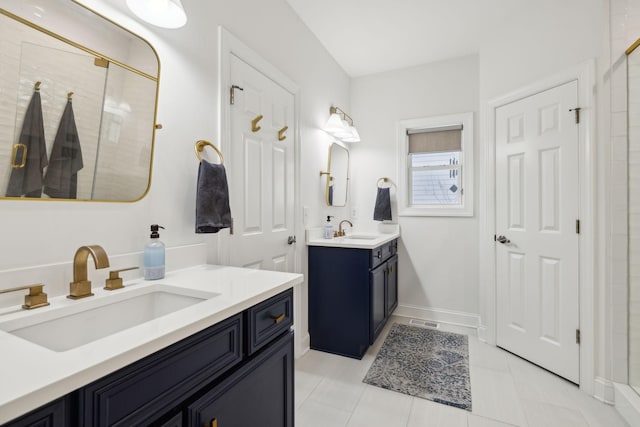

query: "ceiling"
xmin=285 ymin=0 xmax=525 ymax=77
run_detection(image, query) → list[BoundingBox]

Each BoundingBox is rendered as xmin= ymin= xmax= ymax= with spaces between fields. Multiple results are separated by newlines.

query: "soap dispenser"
xmin=144 ymin=224 xmax=165 ymax=280
xmin=323 ymin=216 xmax=334 ymax=239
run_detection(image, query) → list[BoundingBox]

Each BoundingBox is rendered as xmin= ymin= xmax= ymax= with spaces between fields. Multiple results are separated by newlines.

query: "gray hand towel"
xmin=6 ymin=91 xmax=48 ymax=198
xmin=373 ymin=187 xmax=392 ymax=221
xmin=43 ymin=100 xmax=83 ymax=199
xmin=196 ymin=159 xmax=232 ymax=233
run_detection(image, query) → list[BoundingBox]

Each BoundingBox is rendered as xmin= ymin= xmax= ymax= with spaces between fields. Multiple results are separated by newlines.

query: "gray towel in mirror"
xmin=6 ymin=91 xmax=48 ymax=198
xmin=196 ymin=159 xmax=232 ymax=233
xmin=44 ymin=100 xmax=83 ymax=199
xmin=373 ymin=187 xmax=392 ymax=221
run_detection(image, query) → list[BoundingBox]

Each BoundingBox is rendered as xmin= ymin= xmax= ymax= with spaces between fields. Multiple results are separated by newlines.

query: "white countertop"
xmin=0 ymin=264 xmax=303 ymax=424
xmin=306 ymin=230 xmax=400 ymax=249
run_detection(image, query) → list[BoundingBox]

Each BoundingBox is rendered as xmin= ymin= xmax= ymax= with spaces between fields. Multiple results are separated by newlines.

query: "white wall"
xmin=0 ymin=0 xmax=350 ymax=342
xmin=350 ymin=55 xmax=480 ymax=321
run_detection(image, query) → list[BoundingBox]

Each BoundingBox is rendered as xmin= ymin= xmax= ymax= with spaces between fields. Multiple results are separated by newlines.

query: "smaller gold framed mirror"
xmin=324 ymin=143 xmax=349 ymax=206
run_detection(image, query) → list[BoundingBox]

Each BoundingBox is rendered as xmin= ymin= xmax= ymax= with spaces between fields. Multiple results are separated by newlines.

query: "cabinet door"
xmin=187 ymin=331 xmax=294 ymax=427
xmin=370 ymin=264 xmax=387 ymax=344
xmin=386 ymin=255 xmax=398 ymax=316
xmin=1 ymin=397 xmax=69 ymax=427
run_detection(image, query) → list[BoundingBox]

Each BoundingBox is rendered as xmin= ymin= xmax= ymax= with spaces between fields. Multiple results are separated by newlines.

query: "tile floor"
xmin=295 ymin=316 xmax=630 ymax=427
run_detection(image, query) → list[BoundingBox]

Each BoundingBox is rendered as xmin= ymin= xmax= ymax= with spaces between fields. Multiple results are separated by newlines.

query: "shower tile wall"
xmin=629 ymin=49 xmax=640 ymax=392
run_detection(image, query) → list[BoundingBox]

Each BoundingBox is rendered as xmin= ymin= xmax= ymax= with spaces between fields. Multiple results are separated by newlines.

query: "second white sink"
xmin=0 ymin=284 xmax=218 ymax=352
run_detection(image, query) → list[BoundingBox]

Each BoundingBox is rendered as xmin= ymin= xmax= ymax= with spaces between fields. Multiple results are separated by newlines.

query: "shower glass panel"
xmin=628 ymin=43 xmax=640 ymax=395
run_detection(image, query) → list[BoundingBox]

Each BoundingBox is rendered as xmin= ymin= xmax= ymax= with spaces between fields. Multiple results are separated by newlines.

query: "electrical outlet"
xmin=351 ymin=208 xmax=358 ymax=219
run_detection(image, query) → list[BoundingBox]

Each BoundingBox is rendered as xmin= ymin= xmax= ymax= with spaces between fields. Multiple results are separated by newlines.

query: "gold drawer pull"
xmin=210 ymin=418 xmax=218 ymax=427
xmin=271 ymin=313 xmax=286 ymax=324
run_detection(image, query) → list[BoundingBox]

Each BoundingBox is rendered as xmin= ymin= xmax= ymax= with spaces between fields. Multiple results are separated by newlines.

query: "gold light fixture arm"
xmin=251 ymin=114 xmax=263 ymax=132
xmin=278 ymin=125 xmax=288 ymax=141
xmin=330 ymin=106 xmax=354 ymax=126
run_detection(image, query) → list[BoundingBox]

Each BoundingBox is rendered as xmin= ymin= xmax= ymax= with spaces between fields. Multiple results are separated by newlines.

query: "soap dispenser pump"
xmin=144 ymin=224 xmax=165 ymax=280
xmin=323 ymin=216 xmax=334 ymax=239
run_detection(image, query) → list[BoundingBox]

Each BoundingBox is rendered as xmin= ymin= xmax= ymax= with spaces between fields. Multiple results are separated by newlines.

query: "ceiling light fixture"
xmin=323 ymin=106 xmax=360 ymax=143
xmin=126 ymin=0 xmax=187 ymax=29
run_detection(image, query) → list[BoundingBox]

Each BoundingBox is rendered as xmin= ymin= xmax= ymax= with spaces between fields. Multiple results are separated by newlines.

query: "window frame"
xmin=397 ymin=112 xmax=474 ymax=217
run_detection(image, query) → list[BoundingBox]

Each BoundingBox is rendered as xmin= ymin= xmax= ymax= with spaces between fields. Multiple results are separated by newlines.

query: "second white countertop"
xmin=306 ymin=229 xmax=400 ymax=249
xmin=0 ymin=264 xmax=303 ymax=424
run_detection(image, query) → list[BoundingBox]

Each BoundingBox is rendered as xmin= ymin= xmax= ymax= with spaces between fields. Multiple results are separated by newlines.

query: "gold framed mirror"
xmin=0 ymin=0 xmax=159 ymax=201
xmin=324 ymin=143 xmax=349 ymax=206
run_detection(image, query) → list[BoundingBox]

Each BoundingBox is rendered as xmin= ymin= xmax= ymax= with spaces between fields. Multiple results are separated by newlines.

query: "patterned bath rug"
xmin=363 ymin=323 xmax=472 ymax=411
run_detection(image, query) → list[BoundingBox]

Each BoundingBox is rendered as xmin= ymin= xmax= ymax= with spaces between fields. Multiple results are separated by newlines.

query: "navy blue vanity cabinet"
xmin=79 ymin=313 xmax=243 ymax=427
xmin=2 ymin=288 xmax=295 ymax=427
xmin=1 ymin=396 xmax=70 ymax=427
xmin=308 ymin=239 xmax=398 ymax=359
xmin=187 ymin=331 xmax=294 ymax=427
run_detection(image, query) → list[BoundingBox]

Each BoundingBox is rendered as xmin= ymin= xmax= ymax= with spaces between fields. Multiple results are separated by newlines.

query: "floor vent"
xmin=409 ymin=319 xmax=439 ymax=329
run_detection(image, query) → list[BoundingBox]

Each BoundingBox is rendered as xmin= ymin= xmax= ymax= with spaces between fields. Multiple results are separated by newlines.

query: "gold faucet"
xmin=68 ymin=245 xmax=110 ymax=299
xmin=337 ymin=220 xmax=353 ymax=237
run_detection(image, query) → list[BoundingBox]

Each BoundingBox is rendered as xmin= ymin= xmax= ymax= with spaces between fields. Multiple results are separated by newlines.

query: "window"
xmin=398 ymin=113 xmax=473 ymax=217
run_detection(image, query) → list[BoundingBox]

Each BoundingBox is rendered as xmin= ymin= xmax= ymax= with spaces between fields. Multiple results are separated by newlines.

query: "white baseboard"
xmin=295 ymin=332 xmax=310 ymax=359
xmin=394 ymin=304 xmax=480 ymax=330
xmin=477 ymin=324 xmax=489 ymax=343
xmin=614 ymin=383 xmax=640 ymax=425
xmin=594 ymin=376 xmax=616 ymax=405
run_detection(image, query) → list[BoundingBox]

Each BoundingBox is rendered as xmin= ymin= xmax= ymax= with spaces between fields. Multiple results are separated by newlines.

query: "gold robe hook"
xmin=34 ymin=81 xmax=41 ymax=91
xmin=67 ymin=91 xmax=74 ymax=101
xmin=251 ymin=115 xmax=263 ymax=132
xmin=278 ymin=126 xmax=288 ymax=141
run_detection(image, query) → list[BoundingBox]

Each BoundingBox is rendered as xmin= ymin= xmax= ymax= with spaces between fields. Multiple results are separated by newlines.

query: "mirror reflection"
xmin=0 ymin=1 xmax=159 ymax=201
xmin=325 ymin=143 xmax=349 ymax=207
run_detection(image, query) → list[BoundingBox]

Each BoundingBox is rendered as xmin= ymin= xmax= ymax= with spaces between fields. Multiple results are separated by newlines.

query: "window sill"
xmin=398 ymin=206 xmax=473 ymax=217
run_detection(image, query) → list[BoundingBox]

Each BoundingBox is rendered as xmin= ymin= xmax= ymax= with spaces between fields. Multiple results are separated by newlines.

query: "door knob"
xmin=287 ymin=235 xmax=296 ymax=245
xmin=496 ymin=235 xmax=510 ymax=244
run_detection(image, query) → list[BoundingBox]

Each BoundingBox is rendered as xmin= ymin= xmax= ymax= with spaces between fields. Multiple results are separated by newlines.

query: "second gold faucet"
xmin=68 ymin=245 xmax=110 ymax=299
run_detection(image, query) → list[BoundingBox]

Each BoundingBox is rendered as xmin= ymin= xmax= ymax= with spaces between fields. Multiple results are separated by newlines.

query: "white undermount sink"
xmin=344 ymin=234 xmax=378 ymax=240
xmin=0 ymin=284 xmax=218 ymax=352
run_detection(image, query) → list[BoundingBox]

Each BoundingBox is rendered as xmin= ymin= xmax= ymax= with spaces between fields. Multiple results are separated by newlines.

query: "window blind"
xmin=407 ymin=125 xmax=462 ymax=154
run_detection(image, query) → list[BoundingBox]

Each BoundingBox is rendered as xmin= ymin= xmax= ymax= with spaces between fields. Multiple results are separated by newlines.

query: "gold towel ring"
xmin=377 ymin=176 xmax=395 ymax=188
xmin=195 ymin=140 xmax=224 ymax=164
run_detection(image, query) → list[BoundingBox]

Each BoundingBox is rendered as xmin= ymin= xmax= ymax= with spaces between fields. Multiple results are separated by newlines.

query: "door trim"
xmin=218 ymin=28 xmax=306 ymax=356
xmin=479 ymin=60 xmax=596 ymax=394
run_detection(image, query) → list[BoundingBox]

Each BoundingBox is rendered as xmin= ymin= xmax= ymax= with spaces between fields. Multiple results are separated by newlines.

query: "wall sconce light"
xmin=126 ymin=0 xmax=187 ymax=29
xmin=324 ymin=106 xmax=360 ymax=143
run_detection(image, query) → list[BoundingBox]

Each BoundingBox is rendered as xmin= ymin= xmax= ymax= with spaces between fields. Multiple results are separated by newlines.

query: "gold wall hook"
xmin=278 ymin=125 xmax=288 ymax=141
xmin=251 ymin=114 xmax=263 ymax=132
xmin=34 ymin=81 xmax=41 ymax=91
xmin=67 ymin=91 xmax=74 ymax=101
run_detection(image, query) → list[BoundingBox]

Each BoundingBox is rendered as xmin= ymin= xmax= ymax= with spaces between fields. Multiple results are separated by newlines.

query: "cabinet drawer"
xmin=80 ymin=314 xmax=243 ymax=427
xmin=371 ymin=240 xmax=396 ymax=269
xmin=246 ymin=289 xmax=293 ymax=356
xmin=187 ymin=331 xmax=294 ymax=427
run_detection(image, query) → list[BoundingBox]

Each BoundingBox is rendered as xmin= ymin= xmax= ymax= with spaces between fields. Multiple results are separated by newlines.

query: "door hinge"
xmin=569 ymin=107 xmax=581 ymax=124
xmin=576 ymin=219 xmax=580 ymax=234
xmin=576 ymin=329 xmax=581 ymax=344
xmin=230 ymin=85 xmax=244 ymax=105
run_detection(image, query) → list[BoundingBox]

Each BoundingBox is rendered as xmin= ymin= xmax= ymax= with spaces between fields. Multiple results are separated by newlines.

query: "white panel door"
xmin=495 ymin=80 xmax=580 ymax=383
xmin=228 ymin=54 xmax=295 ymax=271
